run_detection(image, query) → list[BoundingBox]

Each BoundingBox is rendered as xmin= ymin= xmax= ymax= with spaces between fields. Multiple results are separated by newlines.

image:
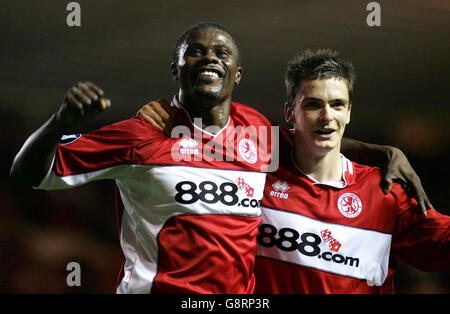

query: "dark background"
xmin=1 ymin=0 xmax=448 ymax=293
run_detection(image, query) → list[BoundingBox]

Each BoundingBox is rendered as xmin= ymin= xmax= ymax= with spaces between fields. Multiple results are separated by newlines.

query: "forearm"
xmin=11 ymin=81 xmax=111 ymax=187
xmin=341 ymin=137 xmax=391 ymax=167
xmin=10 ymin=113 xmax=66 ymax=187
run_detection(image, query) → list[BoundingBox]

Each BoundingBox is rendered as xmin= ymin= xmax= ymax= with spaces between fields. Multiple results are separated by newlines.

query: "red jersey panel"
xmin=254 ymin=129 xmax=449 ymax=294
xmin=37 ymin=97 xmax=274 ymax=294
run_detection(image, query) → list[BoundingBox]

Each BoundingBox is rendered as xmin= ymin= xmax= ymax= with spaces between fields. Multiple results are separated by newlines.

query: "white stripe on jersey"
xmin=117 ymin=166 xmax=266 ymax=293
xmin=36 ymin=160 xmax=138 ymax=190
xmin=37 ymin=161 xmax=267 ymax=293
xmin=257 ymin=207 xmax=392 ymax=285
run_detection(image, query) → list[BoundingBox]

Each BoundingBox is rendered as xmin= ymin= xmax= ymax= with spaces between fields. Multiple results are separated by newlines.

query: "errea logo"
xmin=269 ymin=181 xmax=290 ymax=199
xmin=337 ymin=193 xmax=362 ymax=218
xmin=178 ymin=138 xmax=199 ymax=156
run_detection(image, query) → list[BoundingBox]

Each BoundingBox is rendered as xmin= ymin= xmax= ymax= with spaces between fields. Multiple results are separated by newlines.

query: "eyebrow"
xmin=188 ymin=42 xmax=233 ymax=52
xmin=302 ymin=97 xmax=348 ymax=103
xmin=214 ymin=43 xmax=232 ymax=51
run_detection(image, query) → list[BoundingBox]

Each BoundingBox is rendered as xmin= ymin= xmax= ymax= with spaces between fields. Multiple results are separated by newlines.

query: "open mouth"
xmin=196 ymin=68 xmax=224 ymax=80
xmin=315 ymin=129 xmax=335 ymax=136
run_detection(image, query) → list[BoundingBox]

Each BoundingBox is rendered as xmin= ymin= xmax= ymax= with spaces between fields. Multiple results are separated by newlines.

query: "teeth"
xmin=201 ymin=71 xmax=219 ymax=78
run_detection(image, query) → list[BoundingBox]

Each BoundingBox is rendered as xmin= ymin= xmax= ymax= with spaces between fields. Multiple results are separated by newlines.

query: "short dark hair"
xmin=172 ymin=22 xmax=241 ymax=65
xmin=285 ymin=49 xmax=355 ymax=106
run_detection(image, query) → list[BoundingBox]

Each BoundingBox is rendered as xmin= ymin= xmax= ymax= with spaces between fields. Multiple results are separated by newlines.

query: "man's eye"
xmin=333 ymin=102 xmax=345 ymax=108
xmin=217 ymin=50 xmax=230 ymax=58
xmin=305 ymin=102 xmax=320 ymax=108
xmin=187 ymin=47 xmax=203 ymax=56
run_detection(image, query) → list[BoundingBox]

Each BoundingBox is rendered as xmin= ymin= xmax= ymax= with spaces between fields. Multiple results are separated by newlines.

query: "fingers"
xmin=58 ymin=81 xmax=110 ymax=129
xmin=77 ymin=82 xmax=100 ymax=102
xmin=406 ymin=178 xmax=433 ymax=217
xmin=159 ymin=97 xmax=178 ymax=118
xmin=380 ymin=168 xmax=401 ymax=194
xmin=83 ymin=81 xmax=104 ymax=97
xmin=151 ymin=100 xmax=171 ymax=121
xmin=66 ymin=91 xmax=84 ymax=115
xmin=425 ymin=198 xmax=434 ymax=212
xmin=139 ymin=113 xmax=163 ymax=131
xmin=137 ymin=105 xmax=164 ymax=130
xmin=410 ymin=184 xmax=427 ymax=217
xmin=100 ymin=98 xmax=111 ymax=110
xmin=66 ymin=81 xmax=110 ymax=115
xmin=418 ymin=199 xmax=428 ymax=217
xmin=157 ymin=97 xmax=170 ymax=107
xmin=380 ymin=148 xmax=432 ymax=218
xmin=389 ymin=167 xmax=432 ymax=217
xmin=137 ymin=98 xmax=177 ymax=136
xmin=380 ymin=178 xmax=393 ymax=195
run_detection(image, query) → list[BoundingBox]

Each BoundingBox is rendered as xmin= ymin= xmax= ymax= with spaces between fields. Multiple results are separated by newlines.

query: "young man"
xmin=253 ymin=49 xmax=449 ymax=293
xmin=10 ymin=23 xmax=275 ymax=293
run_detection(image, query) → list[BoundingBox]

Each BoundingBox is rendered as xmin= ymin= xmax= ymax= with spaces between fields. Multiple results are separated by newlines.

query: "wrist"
xmin=53 ymin=108 xmax=77 ymax=133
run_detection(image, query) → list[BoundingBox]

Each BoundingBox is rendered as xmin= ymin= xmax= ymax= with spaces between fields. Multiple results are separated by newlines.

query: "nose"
xmin=319 ymin=104 xmax=333 ymax=122
xmin=203 ymin=48 xmax=219 ymax=63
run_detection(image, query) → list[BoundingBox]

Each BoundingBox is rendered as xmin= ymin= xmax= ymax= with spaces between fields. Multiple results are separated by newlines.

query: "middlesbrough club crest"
xmin=337 ymin=193 xmax=362 ymax=218
xmin=238 ymin=139 xmax=257 ymax=164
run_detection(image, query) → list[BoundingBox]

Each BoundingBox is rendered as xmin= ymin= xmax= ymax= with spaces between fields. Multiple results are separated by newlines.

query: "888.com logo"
xmin=174 ymin=178 xmax=261 ymax=208
xmin=257 ymin=224 xmax=360 ymax=268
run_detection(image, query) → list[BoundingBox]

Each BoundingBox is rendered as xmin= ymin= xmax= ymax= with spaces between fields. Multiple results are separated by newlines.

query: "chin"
xmin=193 ymin=86 xmax=224 ymax=100
xmin=313 ymin=141 xmax=338 ymax=152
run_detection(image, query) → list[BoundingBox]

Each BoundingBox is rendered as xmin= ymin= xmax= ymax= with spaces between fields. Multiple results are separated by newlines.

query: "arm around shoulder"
xmin=341 ymin=137 xmax=433 ymax=215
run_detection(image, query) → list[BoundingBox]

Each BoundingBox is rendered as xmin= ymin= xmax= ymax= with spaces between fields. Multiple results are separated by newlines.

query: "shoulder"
xmin=230 ymin=101 xmax=271 ymax=126
xmin=87 ymin=116 xmax=165 ymax=144
xmin=350 ymin=161 xmax=405 ymax=194
xmin=349 ymin=159 xmax=412 ymax=209
xmin=351 ymin=161 xmax=382 ymax=180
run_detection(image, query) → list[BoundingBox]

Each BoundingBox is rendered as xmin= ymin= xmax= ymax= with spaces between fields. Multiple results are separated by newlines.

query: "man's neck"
xmin=293 ymin=143 xmax=343 ymax=183
xmin=179 ymin=92 xmax=231 ymax=131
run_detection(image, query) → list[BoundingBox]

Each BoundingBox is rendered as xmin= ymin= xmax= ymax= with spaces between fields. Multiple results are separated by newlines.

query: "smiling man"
xmin=10 ymin=22 xmax=275 ymax=293
xmin=253 ymin=49 xmax=449 ymax=293
xmin=172 ymin=24 xmax=242 ymax=129
xmin=287 ymin=77 xmax=352 ymax=180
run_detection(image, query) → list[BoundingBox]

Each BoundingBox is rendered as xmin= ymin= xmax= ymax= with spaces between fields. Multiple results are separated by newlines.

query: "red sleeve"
xmin=54 ymin=116 xmax=160 ymax=176
xmin=36 ymin=116 xmax=164 ymax=190
xmin=391 ymin=185 xmax=450 ymax=272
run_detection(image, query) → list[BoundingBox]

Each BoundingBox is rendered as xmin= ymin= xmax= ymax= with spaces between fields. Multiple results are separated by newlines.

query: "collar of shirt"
xmin=290 ymin=151 xmax=354 ymax=189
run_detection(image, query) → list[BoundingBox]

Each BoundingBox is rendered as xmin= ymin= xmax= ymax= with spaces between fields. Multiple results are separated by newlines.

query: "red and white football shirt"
xmin=254 ymin=129 xmax=449 ymax=294
xmin=37 ymin=97 xmax=275 ymax=294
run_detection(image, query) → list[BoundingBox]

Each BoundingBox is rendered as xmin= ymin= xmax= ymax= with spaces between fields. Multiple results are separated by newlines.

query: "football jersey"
xmin=254 ymin=128 xmax=449 ymax=294
xmin=36 ymin=96 xmax=275 ymax=294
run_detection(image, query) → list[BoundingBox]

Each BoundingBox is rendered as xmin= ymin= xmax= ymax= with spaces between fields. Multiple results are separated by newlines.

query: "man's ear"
xmin=234 ymin=67 xmax=243 ymax=85
xmin=171 ymin=62 xmax=179 ymax=80
xmin=285 ymin=102 xmax=296 ymax=124
xmin=346 ymin=103 xmax=352 ymax=124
